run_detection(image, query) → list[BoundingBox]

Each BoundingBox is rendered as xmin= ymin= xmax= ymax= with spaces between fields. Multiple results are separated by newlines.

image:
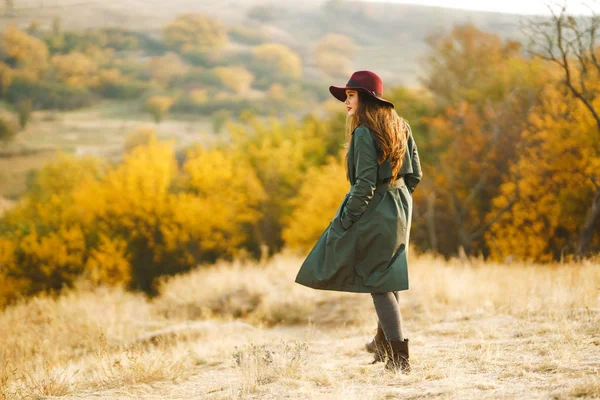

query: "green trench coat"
xmin=295 ymin=123 xmax=422 ymax=293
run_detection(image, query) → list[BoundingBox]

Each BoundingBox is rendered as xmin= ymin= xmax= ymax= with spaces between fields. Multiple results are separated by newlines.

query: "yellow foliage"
xmin=51 ymin=51 xmax=98 ymax=88
xmin=163 ymin=13 xmax=228 ymax=53
xmin=226 ymin=116 xmax=338 ymax=252
xmin=0 ymin=115 xmax=343 ymax=299
xmin=123 ymin=127 xmax=157 ymax=153
xmin=9 ymin=225 xmax=86 ymax=295
xmin=148 ymin=52 xmax=189 ymax=86
xmin=0 ymin=61 xmax=13 ymax=94
xmin=267 ymin=83 xmax=285 ymax=101
xmin=253 ymin=43 xmax=302 ymax=79
xmin=190 ymin=88 xmax=208 ymax=105
xmin=98 ymin=68 xmax=123 ymax=85
xmin=283 ymin=155 xmax=349 ymax=252
xmin=167 ymin=145 xmax=266 ymax=260
xmin=145 ymin=95 xmax=174 ymax=123
xmin=212 ymin=65 xmax=254 ymax=94
xmin=1 ymin=25 xmax=49 ymax=76
xmin=86 ymin=139 xmax=176 ymax=233
xmin=85 ymin=234 xmax=131 ymax=285
xmin=486 ymin=83 xmax=600 ymax=262
xmin=424 ymin=23 xmax=522 ymax=107
xmin=82 ymin=44 xmax=115 ymax=67
xmin=0 ymin=238 xmax=26 ymax=307
xmin=3 ymin=153 xmax=102 ymax=229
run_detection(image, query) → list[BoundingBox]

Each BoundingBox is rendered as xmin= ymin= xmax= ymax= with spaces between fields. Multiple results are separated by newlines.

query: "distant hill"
xmin=0 ymin=0 xmax=532 ymax=86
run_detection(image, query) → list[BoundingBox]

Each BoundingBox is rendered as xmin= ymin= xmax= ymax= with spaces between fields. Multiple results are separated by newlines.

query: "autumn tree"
xmin=253 ymin=43 xmax=302 ymax=80
xmin=163 ymin=13 xmax=228 ymax=54
xmin=147 ymin=52 xmax=189 ymax=87
xmin=383 ymin=86 xmax=436 ymax=252
xmin=225 ymin=114 xmax=340 ymax=255
xmin=212 ymin=65 xmax=254 ymax=94
xmin=124 ymin=127 xmax=157 ymax=153
xmin=145 ymin=95 xmax=174 ymax=123
xmin=15 ymin=98 xmax=31 ymax=129
xmin=486 ymin=82 xmax=600 ymax=262
xmin=0 ymin=154 xmax=102 ymax=296
xmin=0 ymin=117 xmax=16 ymax=143
xmin=523 ymin=2 xmax=600 ymax=257
xmin=51 ymin=51 xmax=98 ymax=88
xmin=283 ymin=154 xmax=349 ymax=252
xmin=420 ymin=24 xmax=546 ymax=257
xmin=0 ymin=25 xmax=49 ymax=77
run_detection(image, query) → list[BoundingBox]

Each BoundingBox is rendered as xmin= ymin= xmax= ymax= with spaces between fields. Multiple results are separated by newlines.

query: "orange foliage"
xmin=486 ymin=83 xmax=600 ymax=262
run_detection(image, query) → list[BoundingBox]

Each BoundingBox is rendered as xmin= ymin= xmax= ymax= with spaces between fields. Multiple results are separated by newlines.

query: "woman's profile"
xmin=295 ymin=70 xmax=422 ymax=373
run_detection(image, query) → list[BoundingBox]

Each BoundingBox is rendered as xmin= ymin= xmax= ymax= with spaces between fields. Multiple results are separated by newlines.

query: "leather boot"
xmin=364 ymin=325 xmax=388 ymax=363
xmin=385 ymin=338 xmax=410 ymax=373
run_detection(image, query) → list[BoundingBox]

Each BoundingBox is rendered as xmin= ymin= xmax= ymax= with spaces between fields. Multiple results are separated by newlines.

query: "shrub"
xmin=163 ymin=13 xmax=228 ymax=54
xmin=15 ymin=98 xmax=32 ymax=129
xmin=144 ymin=95 xmax=174 ymax=123
xmin=123 ymin=127 xmax=157 ymax=153
xmin=6 ymin=77 xmax=94 ymax=110
xmin=0 ymin=117 xmax=17 ymax=143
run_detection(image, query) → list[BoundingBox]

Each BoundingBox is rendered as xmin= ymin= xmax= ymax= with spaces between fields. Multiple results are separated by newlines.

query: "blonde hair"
xmin=344 ymin=91 xmax=409 ymax=184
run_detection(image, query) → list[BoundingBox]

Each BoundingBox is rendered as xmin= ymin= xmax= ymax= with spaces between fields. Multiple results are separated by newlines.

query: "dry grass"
xmin=0 ymin=251 xmax=599 ymax=399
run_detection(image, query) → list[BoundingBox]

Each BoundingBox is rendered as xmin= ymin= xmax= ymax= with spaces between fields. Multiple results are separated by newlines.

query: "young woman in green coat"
xmin=295 ymin=70 xmax=422 ymax=373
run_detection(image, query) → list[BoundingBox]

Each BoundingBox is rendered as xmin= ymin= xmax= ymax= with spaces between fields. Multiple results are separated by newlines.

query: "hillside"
xmin=0 ymin=0 xmax=531 ymax=86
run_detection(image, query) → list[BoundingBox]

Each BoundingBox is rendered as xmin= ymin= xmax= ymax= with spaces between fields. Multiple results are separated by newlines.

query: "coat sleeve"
xmin=340 ymin=127 xmax=378 ymax=230
xmin=404 ymin=125 xmax=423 ymax=194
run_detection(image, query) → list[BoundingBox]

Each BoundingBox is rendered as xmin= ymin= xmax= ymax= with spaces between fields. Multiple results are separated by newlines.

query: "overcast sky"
xmin=359 ymin=0 xmax=600 ymax=16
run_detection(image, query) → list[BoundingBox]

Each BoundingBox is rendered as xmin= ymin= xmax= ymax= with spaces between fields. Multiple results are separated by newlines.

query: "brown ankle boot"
xmin=365 ymin=326 xmax=388 ymax=363
xmin=385 ymin=338 xmax=410 ymax=373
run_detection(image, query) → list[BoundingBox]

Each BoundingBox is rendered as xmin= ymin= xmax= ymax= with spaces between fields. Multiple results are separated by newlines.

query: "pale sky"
xmin=360 ymin=0 xmax=600 ymax=16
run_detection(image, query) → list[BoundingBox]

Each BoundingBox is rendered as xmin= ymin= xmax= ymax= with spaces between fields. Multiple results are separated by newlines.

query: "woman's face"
xmin=345 ymin=89 xmax=358 ymax=116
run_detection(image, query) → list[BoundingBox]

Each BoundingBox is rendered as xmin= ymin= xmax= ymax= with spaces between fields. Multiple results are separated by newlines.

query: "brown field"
xmin=1 ymin=251 xmax=599 ymax=399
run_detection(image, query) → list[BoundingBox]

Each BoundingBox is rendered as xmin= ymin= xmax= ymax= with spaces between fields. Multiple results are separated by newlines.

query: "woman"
xmin=295 ymin=70 xmax=422 ymax=373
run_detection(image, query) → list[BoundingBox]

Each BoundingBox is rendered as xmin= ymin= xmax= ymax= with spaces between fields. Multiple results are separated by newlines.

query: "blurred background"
xmin=0 ymin=0 xmax=599 ymax=305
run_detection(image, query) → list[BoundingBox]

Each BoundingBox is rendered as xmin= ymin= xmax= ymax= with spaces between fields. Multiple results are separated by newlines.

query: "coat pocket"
xmin=330 ymin=192 xmax=351 ymax=233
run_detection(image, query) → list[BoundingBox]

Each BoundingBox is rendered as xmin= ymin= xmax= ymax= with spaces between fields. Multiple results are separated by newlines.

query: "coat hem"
xmin=294 ymin=278 xmax=409 ymax=294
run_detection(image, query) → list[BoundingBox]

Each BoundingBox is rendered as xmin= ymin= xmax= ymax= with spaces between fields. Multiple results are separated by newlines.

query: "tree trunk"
xmin=576 ymin=186 xmax=600 ymax=258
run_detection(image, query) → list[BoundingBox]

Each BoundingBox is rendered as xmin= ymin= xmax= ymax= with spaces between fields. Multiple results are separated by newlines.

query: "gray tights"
xmin=371 ymin=291 xmax=404 ymax=341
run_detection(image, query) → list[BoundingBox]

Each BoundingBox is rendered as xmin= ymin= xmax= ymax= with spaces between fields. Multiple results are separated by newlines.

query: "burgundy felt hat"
xmin=329 ymin=70 xmax=394 ymax=108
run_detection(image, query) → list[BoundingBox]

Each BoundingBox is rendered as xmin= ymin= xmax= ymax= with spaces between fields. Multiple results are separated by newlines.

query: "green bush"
xmin=168 ymin=67 xmax=222 ymax=90
xmin=94 ymin=80 xmax=148 ymax=99
xmin=15 ymin=99 xmax=32 ymax=129
xmin=0 ymin=117 xmax=17 ymax=143
xmin=6 ymin=78 xmax=94 ymax=110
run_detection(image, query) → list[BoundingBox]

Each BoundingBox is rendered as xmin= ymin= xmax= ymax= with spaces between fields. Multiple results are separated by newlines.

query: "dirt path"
xmin=59 ymin=311 xmax=600 ymax=400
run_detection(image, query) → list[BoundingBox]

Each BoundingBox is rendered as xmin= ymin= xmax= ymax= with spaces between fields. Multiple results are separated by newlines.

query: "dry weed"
xmin=231 ymin=340 xmax=308 ymax=395
xmin=569 ymin=378 xmax=600 ymax=398
xmin=13 ymin=361 xmax=75 ymax=399
xmin=0 ymin=362 xmax=17 ymax=400
xmin=87 ymin=332 xmax=191 ymax=390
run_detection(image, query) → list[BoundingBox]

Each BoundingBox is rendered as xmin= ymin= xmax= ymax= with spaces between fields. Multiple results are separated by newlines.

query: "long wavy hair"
xmin=344 ymin=90 xmax=409 ymax=184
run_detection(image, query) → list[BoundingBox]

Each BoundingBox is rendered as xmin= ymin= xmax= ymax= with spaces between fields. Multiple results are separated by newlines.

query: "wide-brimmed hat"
xmin=329 ymin=70 xmax=394 ymax=108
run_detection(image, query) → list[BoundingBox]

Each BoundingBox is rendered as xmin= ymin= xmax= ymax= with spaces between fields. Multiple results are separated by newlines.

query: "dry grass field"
xmin=1 ymin=251 xmax=599 ymax=400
